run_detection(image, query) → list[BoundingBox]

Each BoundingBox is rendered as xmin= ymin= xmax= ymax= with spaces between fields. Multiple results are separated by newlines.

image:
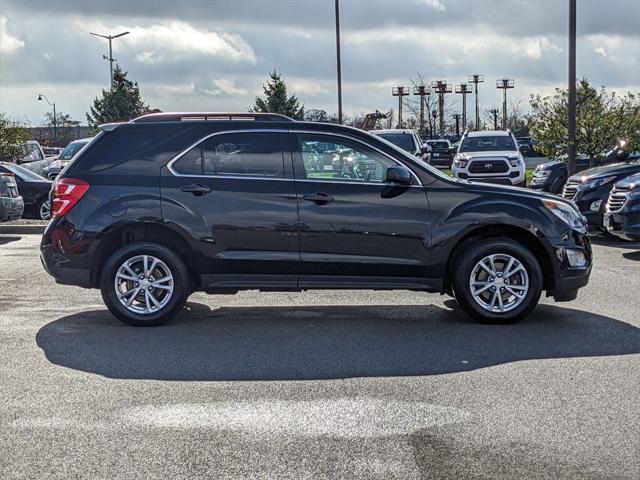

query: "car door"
xmin=291 ymin=131 xmax=433 ymax=289
xmin=161 ymin=129 xmax=300 ymax=289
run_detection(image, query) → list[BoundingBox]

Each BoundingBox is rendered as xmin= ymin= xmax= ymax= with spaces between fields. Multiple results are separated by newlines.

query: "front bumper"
xmin=604 ymin=205 xmax=640 ymax=242
xmin=544 ymin=231 xmax=592 ymax=302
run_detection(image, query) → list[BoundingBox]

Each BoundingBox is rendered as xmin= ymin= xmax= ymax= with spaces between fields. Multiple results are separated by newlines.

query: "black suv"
xmin=41 ymin=113 xmax=592 ymax=326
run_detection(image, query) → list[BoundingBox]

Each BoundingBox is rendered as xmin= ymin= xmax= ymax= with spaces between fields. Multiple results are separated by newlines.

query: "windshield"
xmin=460 ymin=135 xmax=516 ymax=152
xmin=1 ymin=162 xmax=48 ymax=181
xmin=59 ymin=141 xmax=89 ymax=160
xmin=376 ymin=133 xmax=415 ymax=153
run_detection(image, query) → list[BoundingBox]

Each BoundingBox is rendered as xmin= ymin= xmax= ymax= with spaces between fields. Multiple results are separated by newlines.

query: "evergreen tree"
xmin=86 ymin=65 xmax=150 ymax=133
xmin=252 ymin=70 xmax=304 ymax=120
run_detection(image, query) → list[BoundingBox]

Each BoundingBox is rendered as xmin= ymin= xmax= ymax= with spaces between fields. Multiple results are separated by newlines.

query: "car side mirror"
xmin=385 ymin=166 xmax=413 ymax=186
xmin=519 ymin=144 xmax=530 ymax=154
xmin=420 ymin=145 xmax=431 ymax=154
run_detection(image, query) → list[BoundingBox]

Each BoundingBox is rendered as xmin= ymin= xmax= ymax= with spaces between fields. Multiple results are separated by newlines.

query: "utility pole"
xmin=89 ymin=31 xmax=130 ymax=89
xmin=489 ymin=107 xmax=500 ymax=130
xmin=568 ymin=0 xmax=577 ymax=175
xmin=431 ymin=80 xmax=452 ymax=139
xmin=452 ymin=113 xmax=461 ymax=137
xmin=37 ymin=94 xmax=56 ymax=142
xmin=496 ymin=78 xmax=515 ymax=129
xmin=468 ymin=74 xmax=484 ymax=130
xmin=413 ymin=84 xmax=430 ymax=138
xmin=392 ymin=86 xmax=410 ymax=128
xmin=334 ymin=0 xmax=343 ymax=124
xmin=455 ymin=83 xmax=472 ymax=131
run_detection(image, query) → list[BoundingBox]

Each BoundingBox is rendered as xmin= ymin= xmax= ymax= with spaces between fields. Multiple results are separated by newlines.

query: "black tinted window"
xmin=172 ymin=132 xmax=284 ymax=178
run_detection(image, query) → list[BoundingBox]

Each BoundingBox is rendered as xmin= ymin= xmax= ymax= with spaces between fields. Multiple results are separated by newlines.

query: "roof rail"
xmin=131 ymin=112 xmax=295 ymax=123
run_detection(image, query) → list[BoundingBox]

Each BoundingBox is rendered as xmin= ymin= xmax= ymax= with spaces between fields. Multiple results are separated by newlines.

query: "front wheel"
xmin=36 ymin=198 xmax=51 ymax=220
xmin=100 ymin=242 xmax=190 ymax=326
xmin=452 ymin=239 xmax=542 ymax=324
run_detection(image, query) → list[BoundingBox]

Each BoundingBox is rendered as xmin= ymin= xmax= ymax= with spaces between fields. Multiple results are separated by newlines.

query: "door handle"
xmin=180 ymin=184 xmax=211 ymax=196
xmin=303 ymin=193 xmax=334 ymax=204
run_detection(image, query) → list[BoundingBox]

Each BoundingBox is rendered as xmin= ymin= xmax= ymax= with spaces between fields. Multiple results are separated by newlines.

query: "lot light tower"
xmin=334 ymin=0 xmax=343 ymax=124
xmin=454 ymin=83 xmax=472 ymax=131
xmin=568 ymin=0 xmax=577 ymax=175
xmin=413 ymin=84 xmax=431 ymax=138
xmin=37 ymin=94 xmax=56 ymax=141
xmin=496 ymin=78 xmax=515 ymax=130
xmin=452 ymin=113 xmax=461 ymax=137
xmin=89 ymin=31 xmax=130 ymax=90
xmin=392 ymin=86 xmax=410 ymax=128
xmin=468 ymin=74 xmax=484 ymax=130
xmin=431 ymin=80 xmax=452 ymax=139
xmin=489 ymin=107 xmax=500 ymax=130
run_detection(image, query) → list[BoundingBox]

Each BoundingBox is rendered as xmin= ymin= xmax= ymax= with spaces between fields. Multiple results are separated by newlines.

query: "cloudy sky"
xmin=1 ymin=0 xmax=638 ymax=126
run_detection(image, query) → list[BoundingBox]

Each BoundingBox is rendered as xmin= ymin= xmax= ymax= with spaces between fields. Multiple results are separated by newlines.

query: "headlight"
xmin=542 ymin=199 xmax=587 ymax=233
xmin=581 ymin=175 xmax=616 ymax=190
xmin=454 ymin=155 xmax=468 ymax=168
xmin=534 ymin=169 xmax=551 ymax=177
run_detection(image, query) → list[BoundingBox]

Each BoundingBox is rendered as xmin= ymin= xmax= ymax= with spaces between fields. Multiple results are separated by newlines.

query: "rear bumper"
xmin=0 ymin=197 xmax=24 ymax=222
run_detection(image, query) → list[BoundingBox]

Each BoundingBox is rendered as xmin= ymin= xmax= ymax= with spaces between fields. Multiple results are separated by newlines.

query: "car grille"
xmin=562 ymin=179 xmax=581 ymax=200
xmin=606 ymin=185 xmax=630 ymax=212
xmin=468 ymin=159 xmax=509 ymax=174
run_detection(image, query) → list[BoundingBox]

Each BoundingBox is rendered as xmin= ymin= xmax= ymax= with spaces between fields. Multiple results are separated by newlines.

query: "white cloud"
xmin=594 ymin=47 xmax=607 ymax=57
xmin=204 ymin=78 xmax=248 ymax=96
xmin=77 ymin=20 xmax=256 ymax=65
xmin=425 ymin=0 xmax=446 ymax=11
xmin=289 ymin=78 xmax=329 ymax=96
xmin=511 ymin=36 xmax=563 ymax=59
xmin=0 ymin=15 xmax=25 ymax=54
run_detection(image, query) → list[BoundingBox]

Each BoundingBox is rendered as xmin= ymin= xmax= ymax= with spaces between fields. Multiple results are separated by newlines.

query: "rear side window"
xmin=172 ymin=132 xmax=284 ymax=178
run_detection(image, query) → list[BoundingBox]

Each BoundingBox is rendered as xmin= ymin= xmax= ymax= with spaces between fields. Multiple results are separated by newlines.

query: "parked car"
xmin=42 ymin=137 xmax=92 ymax=180
xmin=43 ymin=146 xmax=65 ymax=158
xmin=452 ymin=130 xmax=528 ymax=186
xmin=371 ymin=129 xmax=430 ymax=161
xmin=516 ymin=137 xmax=543 ymax=157
xmin=603 ymin=173 xmax=640 ymax=242
xmin=426 ymin=139 xmax=453 ymax=167
xmin=7 ymin=141 xmax=51 ymax=177
xmin=41 ymin=112 xmax=592 ymax=327
xmin=0 ymin=162 xmax=52 ymax=219
xmin=0 ymin=172 xmax=24 ymax=222
xmin=531 ymin=142 xmax=639 ymax=194
xmin=562 ymin=160 xmax=640 ymax=230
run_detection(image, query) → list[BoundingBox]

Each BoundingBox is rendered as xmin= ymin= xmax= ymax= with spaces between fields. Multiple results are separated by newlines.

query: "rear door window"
xmin=172 ymin=132 xmax=284 ymax=178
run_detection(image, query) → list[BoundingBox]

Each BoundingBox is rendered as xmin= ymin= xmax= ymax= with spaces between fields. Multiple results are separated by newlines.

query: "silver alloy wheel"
xmin=39 ymin=200 xmax=51 ymax=220
xmin=114 ymin=255 xmax=174 ymax=315
xmin=469 ymin=253 xmax=529 ymax=313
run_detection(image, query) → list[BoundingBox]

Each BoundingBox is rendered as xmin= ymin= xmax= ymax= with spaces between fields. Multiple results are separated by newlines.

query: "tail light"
xmin=51 ymin=178 xmax=90 ymax=218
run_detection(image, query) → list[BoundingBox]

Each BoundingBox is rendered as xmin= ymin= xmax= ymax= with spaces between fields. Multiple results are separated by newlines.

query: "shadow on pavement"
xmin=622 ymin=250 xmax=640 ymax=261
xmin=37 ymin=302 xmax=640 ymax=381
xmin=590 ymin=234 xmax=638 ymax=250
xmin=0 ymin=235 xmax=21 ymax=246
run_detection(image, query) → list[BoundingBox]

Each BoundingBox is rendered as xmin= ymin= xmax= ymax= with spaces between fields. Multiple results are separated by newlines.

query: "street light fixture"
xmin=496 ymin=78 xmax=515 ymax=129
xmin=468 ymin=74 xmax=484 ymax=130
xmin=89 ymin=30 xmax=130 ymax=89
xmin=413 ymin=84 xmax=431 ymax=138
xmin=392 ymin=86 xmax=410 ymax=128
xmin=454 ymin=83 xmax=472 ymax=131
xmin=431 ymin=80 xmax=451 ymax=138
xmin=37 ymin=94 xmax=57 ymax=142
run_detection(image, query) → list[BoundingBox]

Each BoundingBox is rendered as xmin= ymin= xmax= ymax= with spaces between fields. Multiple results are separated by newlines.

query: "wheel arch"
xmin=443 ymin=224 xmax=555 ymax=295
xmin=90 ymin=222 xmax=197 ymax=289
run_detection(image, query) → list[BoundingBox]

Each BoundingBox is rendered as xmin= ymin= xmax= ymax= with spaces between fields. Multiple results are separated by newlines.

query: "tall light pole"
xmin=489 ymin=107 xmax=500 ymax=130
xmin=90 ymin=31 xmax=130 ymax=89
xmin=455 ymin=83 xmax=472 ymax=131
xmin=413 ymin=84 xmax=430 ymax=138
xmin=37 ymin=94 xmax=56 ymax=142
xmin=496 ymin=78 xmax=515 ymax=129
xmin=392 ymin=86 xmax=410 ymax=128
xmin=568 ymin=0 xmax=577 ymax=175
xmin=452 ymin=113 xmax=461 ymax=137
xmin=431 ymin=80 xmax=452 ymax=139
xmin=468 ymin=74 xmax=484 ymax=130
xmin=334 ymin=0 xmax=343 ymax=124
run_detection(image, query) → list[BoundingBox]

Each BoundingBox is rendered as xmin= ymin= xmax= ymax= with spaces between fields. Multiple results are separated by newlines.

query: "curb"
xmin=0 ymin=224 xmax=46 ymax=235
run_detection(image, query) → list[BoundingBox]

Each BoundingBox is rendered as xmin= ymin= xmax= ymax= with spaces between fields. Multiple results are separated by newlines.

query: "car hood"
xmin=454 ymin=177 xmax=575 ymax=206
xmin=536 ymin=159 xmax=565 ymax=170
xmin=615 ymin=172 xmax=640 ymax=189
xmin=569 ymin=161 xmax=640 ymax=181
xmin=459 ymin=151 xmax=519 ymax=158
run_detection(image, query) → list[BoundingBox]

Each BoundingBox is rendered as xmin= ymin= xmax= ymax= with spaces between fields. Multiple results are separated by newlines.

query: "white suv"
xmin=452 ymin=130 xmax=527 ymax=187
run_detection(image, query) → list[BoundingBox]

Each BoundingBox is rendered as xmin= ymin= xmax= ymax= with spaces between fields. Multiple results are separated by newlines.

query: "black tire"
xmin=452 ymin=238 xmax=542 ymax=324
xmin=35 ymin=197 xmax=51 ymax=220
xmin=550 ymin=177 xmax=566 ymax=195
xmin=100 ymin=242 xmax=190 ymax=326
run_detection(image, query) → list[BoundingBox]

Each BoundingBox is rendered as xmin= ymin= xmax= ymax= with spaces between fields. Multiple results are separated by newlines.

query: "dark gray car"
xmin=0 ymin=173 xmax=24 ymax=222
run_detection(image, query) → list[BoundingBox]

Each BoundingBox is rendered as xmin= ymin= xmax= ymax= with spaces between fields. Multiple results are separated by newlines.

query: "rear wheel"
xmin=100 ymin=242 xmax=190 ymax=326
xmin=35 ymin=198 xmax=51 ymax=220
xmin=452 ymin=239 xmax=542 ymax=324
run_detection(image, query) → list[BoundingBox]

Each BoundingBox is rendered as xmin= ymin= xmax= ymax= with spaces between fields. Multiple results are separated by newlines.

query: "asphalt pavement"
xmin=1 ymin=234 xmax=638 ymax=479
